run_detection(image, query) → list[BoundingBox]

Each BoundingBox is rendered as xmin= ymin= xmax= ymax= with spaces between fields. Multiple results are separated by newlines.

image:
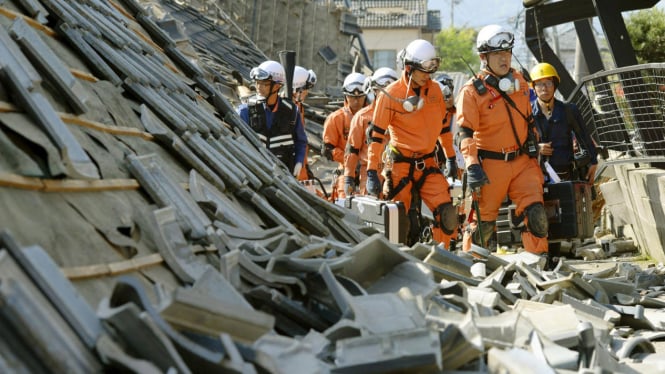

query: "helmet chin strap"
xmin=405 ymin=73 xmax=413 ymax=98
xmin=538 ymin=96 xmax=555 ymax=116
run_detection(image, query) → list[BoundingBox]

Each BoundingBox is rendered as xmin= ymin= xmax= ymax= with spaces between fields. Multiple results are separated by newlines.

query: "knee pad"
xmin=435 ymin=203 xmax=457 ymax=235
xmin=526 ymin=203 xmax=548 ymax=238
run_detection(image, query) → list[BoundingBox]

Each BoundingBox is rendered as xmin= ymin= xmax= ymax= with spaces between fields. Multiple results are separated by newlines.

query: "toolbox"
xmin=342 ymin=196 xmax=409 ymax=245
xmin=543 ymin=181 xmax=594 ymax=240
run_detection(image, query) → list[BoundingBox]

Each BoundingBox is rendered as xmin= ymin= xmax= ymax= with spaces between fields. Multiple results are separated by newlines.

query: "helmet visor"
xmin=250 ymin=67 xmax=271 ymax=81
xmin=344 ymin=88 xmax=366 ymax=98
xmin=486 ymin=32 xmax=514 ymax=51
xmin=415 ymin=57 xmax=441 ymax=73
xmin=374 ymin=74 xmax=397 ymax=88
xmin=305 ymin=70 xmax=317 ymax=89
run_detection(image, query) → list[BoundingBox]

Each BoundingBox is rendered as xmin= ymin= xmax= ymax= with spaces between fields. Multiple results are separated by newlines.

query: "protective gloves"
xmin=366 ymin=169 xmax=380 ymax=197
xmin=292 ymin=162 xmax=303 ymax=177
xmin=466 ymin=164 xmax=489 ymax=191
xmin=444 ymin=157 xmax=458 ymax=179
xmin=344 ymin=176 xmax=355 ymax=196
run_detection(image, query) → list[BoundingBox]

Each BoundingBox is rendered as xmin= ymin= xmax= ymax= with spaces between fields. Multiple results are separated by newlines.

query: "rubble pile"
xmin=0 ymin=0 xmax=664 ymax=372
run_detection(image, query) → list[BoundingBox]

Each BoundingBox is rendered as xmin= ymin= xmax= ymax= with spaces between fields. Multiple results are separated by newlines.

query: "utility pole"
xmin=450 ymin=0 xmax=462 ymax=28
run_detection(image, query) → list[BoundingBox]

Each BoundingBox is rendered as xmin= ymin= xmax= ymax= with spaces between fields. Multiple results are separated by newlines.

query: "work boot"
xmin=546 ymin=242 xmax=561 ymax=271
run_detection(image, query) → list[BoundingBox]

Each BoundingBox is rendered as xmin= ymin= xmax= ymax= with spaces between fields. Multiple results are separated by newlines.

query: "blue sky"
xmin=427 ymin=0 xmax=523 ymax=30
xmin=427 ymin=0 xmax=665 ymax=64
xmin=427 ymin=0 xmax=665 ymax=31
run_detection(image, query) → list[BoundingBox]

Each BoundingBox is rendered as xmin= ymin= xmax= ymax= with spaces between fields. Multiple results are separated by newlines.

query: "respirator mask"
xmin=485 ymin=71 xmax=520 ymax=95
xmin=402 ymin=95 xmax=424 ymax=112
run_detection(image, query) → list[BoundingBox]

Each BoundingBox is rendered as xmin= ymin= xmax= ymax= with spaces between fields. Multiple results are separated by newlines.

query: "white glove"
xmin=292 ymin=162 xmax=303 ymax=177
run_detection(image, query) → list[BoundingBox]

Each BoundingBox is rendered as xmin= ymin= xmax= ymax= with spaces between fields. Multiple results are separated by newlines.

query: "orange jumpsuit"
xmin=323 ymin=104 xmax=355 ymax=198
xmin=344 ymin=103 xmax=372 ymax=195
xmin=367 ymin=74 xmax=456 ymax=248
xmin=456 ymin=69 xmax=547 ymax=254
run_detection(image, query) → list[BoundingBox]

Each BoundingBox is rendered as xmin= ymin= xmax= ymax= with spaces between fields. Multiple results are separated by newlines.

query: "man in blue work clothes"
xmin=237 ymin=60 xmax=307 ymax=177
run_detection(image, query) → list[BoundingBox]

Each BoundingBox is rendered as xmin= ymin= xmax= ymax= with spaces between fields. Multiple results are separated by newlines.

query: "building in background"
xmin=337 ymin=0 xmax=441 ymax=71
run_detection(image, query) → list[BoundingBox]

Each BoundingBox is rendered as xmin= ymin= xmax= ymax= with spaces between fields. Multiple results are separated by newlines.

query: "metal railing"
xmin=568 ymin=63 xmax=665 ymax=164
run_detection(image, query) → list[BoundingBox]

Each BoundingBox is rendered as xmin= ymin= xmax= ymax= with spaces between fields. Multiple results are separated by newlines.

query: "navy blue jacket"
xmin=532 ymin=99 xmax=598 ymax=169
xmin=237 ymin=96 xmax=307 ymax=169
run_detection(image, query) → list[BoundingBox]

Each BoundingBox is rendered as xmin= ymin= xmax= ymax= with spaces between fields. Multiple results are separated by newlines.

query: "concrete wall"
xmin=601 ymin=164 xmax=665 ymax=263
xmin=216 ymin=0 xmax=358 ymax=91
xmin=363 ymin=28 xmax=420 ymax=52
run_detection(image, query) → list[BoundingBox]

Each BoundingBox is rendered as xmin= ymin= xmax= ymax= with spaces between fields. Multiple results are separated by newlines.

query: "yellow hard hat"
xmin=530 ymin=62 xmax=560 ymax=87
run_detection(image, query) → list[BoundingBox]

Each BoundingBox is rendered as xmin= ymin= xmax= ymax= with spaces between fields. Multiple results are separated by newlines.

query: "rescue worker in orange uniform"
xmin=322 ymin=72 xmax=368 ymax=199
xmin=432 ymin=74 xmax=462 ymax=244
xmin=435 ymin=73 xmax=460 ymax=180
xmin=456 ymin=24 xmax=548 ymax=254
xmin=366 ymin=39 xmax=457 ymax=248
xmin=343 ymin=67 xmax=399 ymax=196
xmin=292 ymin=66 xmax=318 ymax=181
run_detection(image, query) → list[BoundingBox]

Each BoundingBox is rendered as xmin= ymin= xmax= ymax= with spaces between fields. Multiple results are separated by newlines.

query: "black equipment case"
xmin=343 ymin=196 xmax=408 ymax=245
xmin=543 ymin=181 xmax=594 ymax=240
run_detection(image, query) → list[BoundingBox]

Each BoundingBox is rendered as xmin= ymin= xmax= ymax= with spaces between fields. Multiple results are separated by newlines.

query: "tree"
xmin=434 ymin=27 xmax=477 ymax=73
xmin=625 ymin=8 xmax=665 ymax=64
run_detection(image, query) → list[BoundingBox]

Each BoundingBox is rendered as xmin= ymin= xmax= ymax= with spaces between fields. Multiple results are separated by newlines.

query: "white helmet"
xmin=399 ymin=39 xmax=440 ymax=73
xmin=293 ymin=66 xmax=309 ymax=91
xmin=476 ymin=24 xmax=514 ymax=53
xmin=436 ymin=73 xmax=454 ymax=98
xmin=363 ymin=68 xmax=398 ymax=102
xmin=250 ymin=60 xmax=286 ymax=85
xmin=342 ymin=72 xmax=367 ymax=97
xmin=305 ymin=69 xmax=317 ymax=89
xmin=372 ymin=67 xmax=399 ymax=88
xmin=364 ymin=67 xmax=398 ymax=95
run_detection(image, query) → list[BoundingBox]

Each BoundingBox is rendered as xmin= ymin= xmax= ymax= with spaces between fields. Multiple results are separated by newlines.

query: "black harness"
xmin=248 ymin=96 xmax=298 ymax=169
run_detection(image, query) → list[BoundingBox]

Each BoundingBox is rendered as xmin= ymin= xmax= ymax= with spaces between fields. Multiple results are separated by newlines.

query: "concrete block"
xmin=591 ymin=278 xmax=637 ymax=302
xmin=366 ymin=261 xmax=438 ymax=298
xmin=253 ymin=334 xmax=327 ymax=374
xmin=467 ymin=287 xmax=501 ymax=310
xmin=160 ymin=287 xmax=275 ymax=344
xmin=643 ymin=308 xmax=665 ymax=330
xmin=423 ymin=246 xmax=473 ymax=278
xmin=348 ymin=293 xmax=426 ymax=335
xmin=334 ymin=328 xmax=441 ymax=373
xmin=560 ymin=293 xmax=620 ymax=325
xmin=323 ymin=319 xmax=363 ymax=343
xmin=528 ymin=330 xmax=579 ymax=370
xmin=611 ymin=336 xmax=655 ymax=359
xmin=513 ymin=301 xmax=580 ymax=348
xmin=497 ymin=251 xmax=544 ymax=267
xmin=487 ymin=347 xmax=555 ymax=374
xmin=438 ymin=323 xmax=484 ymax=370
xmin=474 ymin=310 xmax=535 ymax=348
xmin=339 ymin=234 xmax=411 ymax=289
xmin=599 ymin=179 xmax=631 ymax=226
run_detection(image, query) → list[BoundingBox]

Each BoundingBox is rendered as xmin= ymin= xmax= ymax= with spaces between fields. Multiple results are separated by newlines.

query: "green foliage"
xmin=625 ymin=8 xmax=665 ymax=64
xmin=434 ymin=27 xmax=477 ymax=72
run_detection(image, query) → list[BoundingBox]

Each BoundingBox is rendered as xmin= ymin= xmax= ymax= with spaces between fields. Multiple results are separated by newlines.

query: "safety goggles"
xmin=250 ymin=67 xmax=271 ymax=81
xmin=414 ymin=58 xmax=441 ymax=73
xmin=373 ymin=74 xmax=397 ymax=88
xmin=344 ymin=88 xmax=366 ymax=98
xmin=486 ymin=32 xmax=514 ymax=51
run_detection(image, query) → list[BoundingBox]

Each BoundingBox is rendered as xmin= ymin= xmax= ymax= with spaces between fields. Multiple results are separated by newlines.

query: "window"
xmin=372 ymin=50 xmax=397 ymax=70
